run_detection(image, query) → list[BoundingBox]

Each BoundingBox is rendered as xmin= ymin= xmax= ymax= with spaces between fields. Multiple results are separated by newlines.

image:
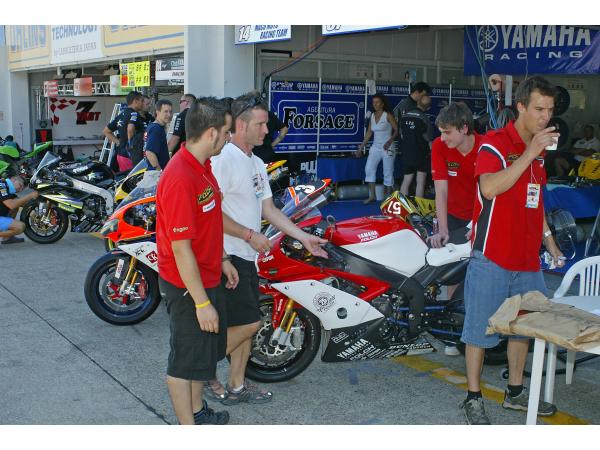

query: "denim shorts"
xmin=461 ymin=250 xmax=548 ymax=348
xmin=0 ymin=216 xmax=14 ymax=232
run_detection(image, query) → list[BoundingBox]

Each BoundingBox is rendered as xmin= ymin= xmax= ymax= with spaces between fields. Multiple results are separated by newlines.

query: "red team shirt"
xmin=471 ymin=121 xmax=546 ymax=272
xmin=431 ymin=133 xmax=482 ymax=221
xmin=156 ymin=145 xmax=223 ymax=288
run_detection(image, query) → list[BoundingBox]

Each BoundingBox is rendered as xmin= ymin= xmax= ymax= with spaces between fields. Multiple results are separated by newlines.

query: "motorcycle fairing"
xmin=321 ymin=319 xmax=434 ymax=362
xmin=41 ymin=193 xmax=83 ymax=210
xmin=341 ymin=229 xmax=429 ymax=277
xmin=70 ymin=177 xmax=114 ymax=215
xmin=270 ymin=279 xmax=384 ymax=330
xmin=425 ymin=243 xmax=471 ymax=267
xmin=119 ymin=240 xmax=159 ymax=271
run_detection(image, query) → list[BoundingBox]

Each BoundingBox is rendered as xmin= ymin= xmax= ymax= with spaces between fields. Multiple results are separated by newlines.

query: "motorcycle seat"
xmin=426 ymin=242 xmax=471 ymax=267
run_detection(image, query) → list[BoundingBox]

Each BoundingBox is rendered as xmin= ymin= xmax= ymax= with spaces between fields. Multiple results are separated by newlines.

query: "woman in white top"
xmin=355 ymin=93 xmax=398 ymax=204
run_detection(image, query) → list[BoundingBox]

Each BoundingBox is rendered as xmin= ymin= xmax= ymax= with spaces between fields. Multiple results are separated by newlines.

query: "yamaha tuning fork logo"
xmin=477 ymin=26 xmax=499 ymax=52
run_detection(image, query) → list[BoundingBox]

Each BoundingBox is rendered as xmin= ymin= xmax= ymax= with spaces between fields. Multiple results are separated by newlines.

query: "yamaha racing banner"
xmin=270 ymin=81 xmax=487 ymax=153
xmin=464 ymin=25 xmax=600 ymax=75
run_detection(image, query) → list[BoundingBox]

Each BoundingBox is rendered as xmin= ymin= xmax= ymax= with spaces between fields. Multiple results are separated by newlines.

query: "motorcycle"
xmin=83 ymin=176 xmax=326 ymax=325
xmin=20 ymin=152 xmax=118 ymax=244
xmin=84 ymin=172 xmax=161 ymax=325
xmin=245 ymin=184 xmax=506 ymax=383
xmin=0 ymin=141 xmax=54 ymax=179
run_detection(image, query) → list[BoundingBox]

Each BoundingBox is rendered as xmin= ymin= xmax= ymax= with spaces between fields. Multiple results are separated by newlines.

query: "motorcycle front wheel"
xmin=84 ymin=252 xmax=161 ymax=325
xmin=242 ymin=298 xmax=321 ymax=383
xmin=21 ymin=200 xmax=69 ymax=244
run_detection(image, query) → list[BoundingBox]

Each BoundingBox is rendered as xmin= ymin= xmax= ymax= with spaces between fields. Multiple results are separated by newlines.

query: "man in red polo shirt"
xmin=459 ymin=76 xmax=564 ymax=425
xmin=156 ymin=97 xmax=238 ymax=425
xmin=429 ymin=102 xmax=482 ymax=248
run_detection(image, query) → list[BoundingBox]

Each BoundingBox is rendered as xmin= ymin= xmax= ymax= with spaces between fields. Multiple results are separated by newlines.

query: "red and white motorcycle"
xmin=246 ymin=183 xmax=506 ymax=383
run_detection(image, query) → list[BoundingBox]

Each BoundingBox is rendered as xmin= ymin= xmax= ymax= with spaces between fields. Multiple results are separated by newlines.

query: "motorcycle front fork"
xmin=117 ymin=257 xmax=139 ymax=301
xmin=37 ymin=201 xmax=53 ymax=225
xmin=269 ymin=298 xmax=299 ymax=350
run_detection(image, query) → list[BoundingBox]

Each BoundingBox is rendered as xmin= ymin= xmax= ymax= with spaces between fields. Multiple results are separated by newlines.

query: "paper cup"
xmin=545 ymin=137 xmax=558 ymax=151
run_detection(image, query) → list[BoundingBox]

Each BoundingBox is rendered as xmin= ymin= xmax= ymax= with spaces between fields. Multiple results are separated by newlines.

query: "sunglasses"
xmin=236 ymin=96 xmax=266 ymax=117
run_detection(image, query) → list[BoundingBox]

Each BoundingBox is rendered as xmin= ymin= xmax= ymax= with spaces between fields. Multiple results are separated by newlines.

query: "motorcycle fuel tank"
xmin=328 ymin=216 xmax=429 ymax=277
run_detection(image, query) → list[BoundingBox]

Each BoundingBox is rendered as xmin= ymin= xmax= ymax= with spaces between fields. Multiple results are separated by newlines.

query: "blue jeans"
xmin=461 ymin=250 xmax=548 ymax=348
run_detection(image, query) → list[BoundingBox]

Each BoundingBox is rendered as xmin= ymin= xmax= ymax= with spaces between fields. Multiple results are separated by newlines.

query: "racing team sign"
xmin=270 ymin=81 xmax=488 ymax=153
xmin=464 ymin=25 xmax=600 ymax=75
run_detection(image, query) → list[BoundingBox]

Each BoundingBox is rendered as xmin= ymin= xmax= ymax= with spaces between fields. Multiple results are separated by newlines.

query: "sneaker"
xmin=221 ymin=381 xmax=273 ymax=405
xmin=193 ymin=400 xmax=230 ymax=425
xmin=459 ymin=397 xmax=491 ymax=425
xmin=203 ymin=379 xmax=228 ymax=402
xmin=502 ymin=387 xmax=557 ymax=416
xmin=1 ymin=236 xmax=25 ymax=244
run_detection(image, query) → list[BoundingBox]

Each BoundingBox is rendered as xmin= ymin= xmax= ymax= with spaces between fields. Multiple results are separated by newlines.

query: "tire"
xmin=21 ymin=200 xmax=69 ymax=244
xmin=84 ymin=252 xmax=161 ymax=325
xmin=242 ymin=298 xmax=321 ymax=383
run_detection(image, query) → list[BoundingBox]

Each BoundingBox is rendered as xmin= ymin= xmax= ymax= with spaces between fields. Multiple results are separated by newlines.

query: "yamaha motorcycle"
xmin=21 ymin=152 xmax=118 ymax=244
xmin=246 ymin=184 xmax=506 ymax=383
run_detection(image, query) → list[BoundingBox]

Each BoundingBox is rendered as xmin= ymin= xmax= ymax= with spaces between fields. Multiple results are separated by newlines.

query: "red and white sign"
xmin=74 ymin=77 xmax=93 ymax=96
xmin=43 ymin=80 xmax=59 ymax=97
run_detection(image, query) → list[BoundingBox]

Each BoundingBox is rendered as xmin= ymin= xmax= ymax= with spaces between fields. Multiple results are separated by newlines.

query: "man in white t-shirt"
xmin=208 ymin=92 xmax=328 ymax=405
xmin=553 ymin=124 xmax=600 ymax=176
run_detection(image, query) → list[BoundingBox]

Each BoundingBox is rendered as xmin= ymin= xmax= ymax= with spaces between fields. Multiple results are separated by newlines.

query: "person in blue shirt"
xmin=0 ymin=175 xmax=38 ymax=244
xmin=144 ymin=99 xmax=174 ymax=171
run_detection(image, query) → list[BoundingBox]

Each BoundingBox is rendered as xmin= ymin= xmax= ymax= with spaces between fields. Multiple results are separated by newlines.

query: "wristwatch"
xmin=543 ymin=230 xmax=552 ymax=239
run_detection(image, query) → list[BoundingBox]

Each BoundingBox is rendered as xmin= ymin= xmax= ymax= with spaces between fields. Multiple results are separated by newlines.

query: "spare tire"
xmin=554 ymin=86 xmax=570 ymax=116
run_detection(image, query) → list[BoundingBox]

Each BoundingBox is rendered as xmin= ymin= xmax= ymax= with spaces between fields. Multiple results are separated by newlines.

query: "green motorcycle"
xmin=0 ymin=141 xmax=53 ymax=179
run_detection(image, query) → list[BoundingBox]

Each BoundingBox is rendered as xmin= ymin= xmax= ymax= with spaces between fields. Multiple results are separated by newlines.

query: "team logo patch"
xmin=202 ymin=199 xmax=216 ymax=213
xmin=197 ymin=186 xmax=214 ymax=205
xmin=173 ymin=226 xmax=189 ymax=233
xmin=313 ymin=292 xmax=336 ymax=313
xmin=447 ymin=161 xmax=460 ymax=169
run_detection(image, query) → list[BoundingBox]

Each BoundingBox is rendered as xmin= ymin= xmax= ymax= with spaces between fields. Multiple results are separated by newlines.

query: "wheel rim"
xmin=96 ymin=260 xmax=153 ymax=317
xmin=249 ymin=302 xmax=308 ymax=370
xmin=26 ymin=206 xmax=62 ymax=237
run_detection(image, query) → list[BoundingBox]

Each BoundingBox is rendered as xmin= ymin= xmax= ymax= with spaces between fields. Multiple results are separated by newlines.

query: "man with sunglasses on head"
xmin=168 ymin=93 xmax=197 ymax=157
xmin=205 ymin=91 xmax=328 ymax=406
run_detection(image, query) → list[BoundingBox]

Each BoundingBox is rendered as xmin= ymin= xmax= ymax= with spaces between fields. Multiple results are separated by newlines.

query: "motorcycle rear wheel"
xmin=84 ymin=252 xmax=161 ymax=325
xmin=21 ymin=200 xmax=69 ymax=244
xmin=242 ymin=298 xmax=321 ymax=383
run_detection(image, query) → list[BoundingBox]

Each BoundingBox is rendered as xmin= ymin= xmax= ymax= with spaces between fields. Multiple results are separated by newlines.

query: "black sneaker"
xmin=193 ymin=400 xmax=230 ymax=425
xmin=459 ymin=397 xmax=491 ymax=425
xmin=502 ymin=387 xmax=557 ymax=416
xmin=221 ymin=381 xmax=273 ymax=405
xmin=2 ymin=236 xmax=25 ymax=244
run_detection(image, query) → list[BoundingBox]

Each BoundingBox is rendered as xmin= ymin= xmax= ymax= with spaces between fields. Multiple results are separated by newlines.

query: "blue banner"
xmin=464 ymin=25 xmax=600 ymax=75
xmin=270 ymin=81 xmax=488 ymax=153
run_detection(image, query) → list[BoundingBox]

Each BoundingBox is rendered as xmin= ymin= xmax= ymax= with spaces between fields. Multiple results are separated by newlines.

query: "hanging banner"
xmin=464 ymin=25 xmax=600 ymax=75
xmin=50 ymin=25 xmax=103 ymax=64
xmin=74 ymin=77 xmax=93 ymax=96
xmin=322 ymin=25 xmax=407 ymax=36
xmin=120 ymin=61 xmax=150 ymax=87
xmin=235 ymin=25 xmax=291 ymax=44
xmin=155 ymin=57 xmax=184 ymax=84
xmin=270 ymin=81 xmax=487 ymax=153
xmin=43 ymin=80 xmax=59 ymax=97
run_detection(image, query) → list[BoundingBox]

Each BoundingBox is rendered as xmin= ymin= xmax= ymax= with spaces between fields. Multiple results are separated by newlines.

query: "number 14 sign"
xmin=235 ymin=25 xmax=291 ymax=45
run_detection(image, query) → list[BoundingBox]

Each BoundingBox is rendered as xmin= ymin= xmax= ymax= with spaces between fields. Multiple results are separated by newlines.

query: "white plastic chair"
xmin=545 ymin=255 xmax=600 ymax=401
xmin=527 ymin=256 xmax=600 ymax=424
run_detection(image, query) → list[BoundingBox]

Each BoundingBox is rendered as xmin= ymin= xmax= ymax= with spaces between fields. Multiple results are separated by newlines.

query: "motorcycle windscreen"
xmin=31 ymin=152 xmax=61 ymax=180
xmin=264 ymin=192 xmax=327 ymax=239
xmin=116 ymin=171 xmax=160 ymax=211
